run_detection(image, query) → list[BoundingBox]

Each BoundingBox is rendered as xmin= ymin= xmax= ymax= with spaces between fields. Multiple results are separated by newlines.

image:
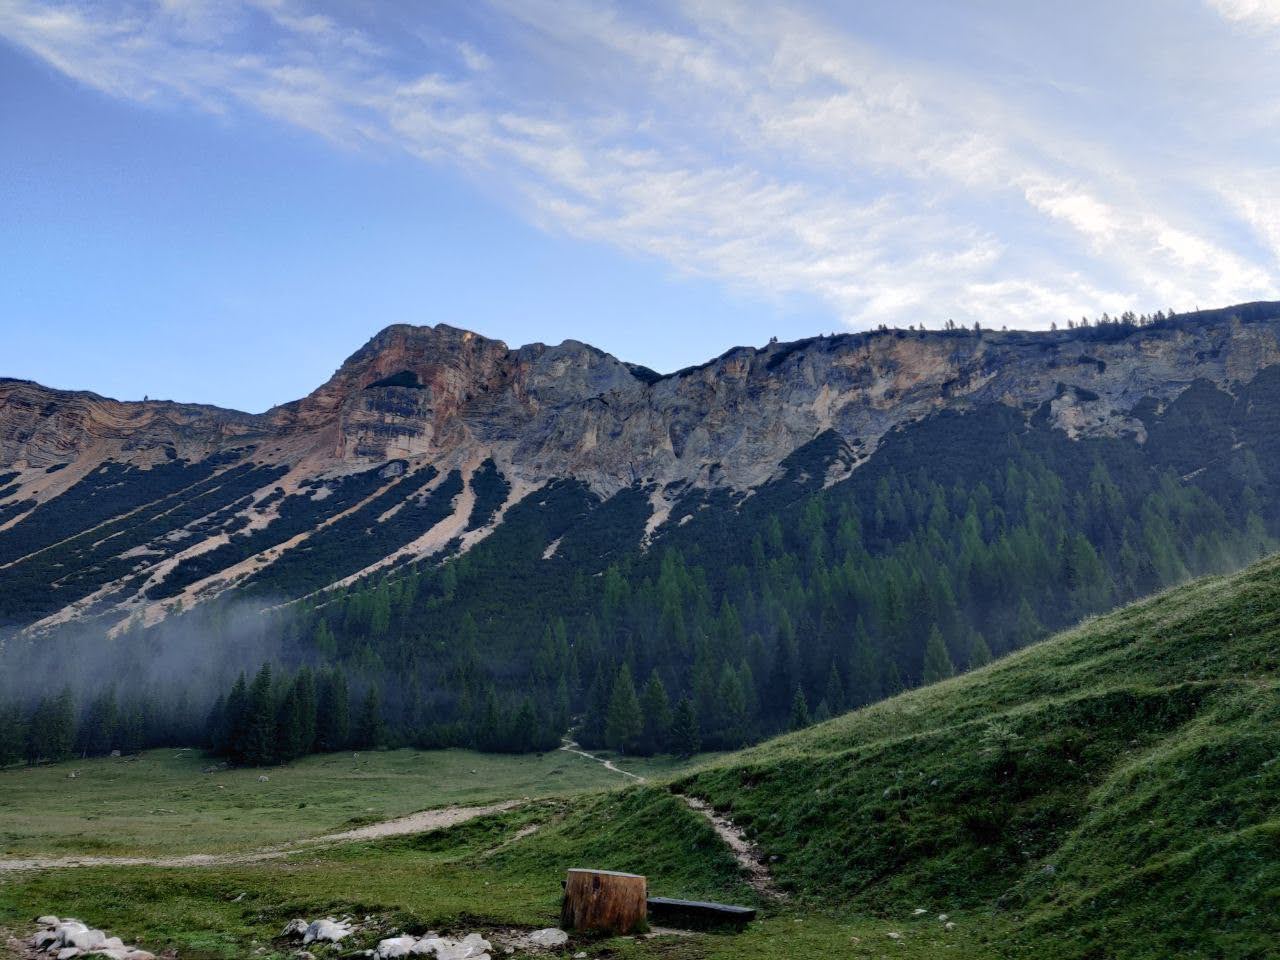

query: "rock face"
xmin=3 ymin=301 xmax=1280 ymax=629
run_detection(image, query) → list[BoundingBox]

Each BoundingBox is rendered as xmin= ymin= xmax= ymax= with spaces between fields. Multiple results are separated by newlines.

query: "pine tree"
xmin=789 ymin=687 xmax=811 ymax=730
xmin=224 ymin=672 xmax=250 ymax=760
xmin=0 ymin=703 xmax=24 ymax=767
xmin=78 ymin=688 xmax=118 ymax=757
xmin=275 ymin=683 xmax=305 ymax=763
xmin=670 ymin=697 xmax=701 ymax=757
xmin=354 ymin=687 xmax=386 ymax=750
xmin=922 ymin=625 xmax=955 ymax=684
xmin=118 ymin=700 xmax=145 ymax=755
xmin=27 ymin=691 xmax=75 ymax=764
xmin=316 ymin=670 xmax=350 ymax=752
xmin=604 ymin=664 xmax=643 ymax=753
xmin=714 ymin=662 xmax=747 ymax=748
xmin=243 ymin=663 xmax=277 ymax=765
xmin=294 ymin=668 xmax=317 ymax=755
xmin=968 ymin=633 xmax=993 ymax=670
xmin=823 ymin=662 xmax=844 ymax=715
xmin=639 ymin=670 xmax=672 ymax=755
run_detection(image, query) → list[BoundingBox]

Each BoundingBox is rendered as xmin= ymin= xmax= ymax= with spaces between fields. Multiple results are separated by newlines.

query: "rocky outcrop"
xmin=3 ymin=302 xmax=1280 ymax=627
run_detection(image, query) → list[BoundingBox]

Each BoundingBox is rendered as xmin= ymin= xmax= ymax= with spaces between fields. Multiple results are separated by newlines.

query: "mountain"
xmin=4 ymin=302 xmax=1280 ymax=754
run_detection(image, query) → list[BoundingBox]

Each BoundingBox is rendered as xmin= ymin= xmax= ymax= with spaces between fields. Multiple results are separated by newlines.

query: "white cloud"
xmin=2 ymin=0 xmax=1277 ymax=329
xmin=1207 ymin=0 xmax=1280 ymax=30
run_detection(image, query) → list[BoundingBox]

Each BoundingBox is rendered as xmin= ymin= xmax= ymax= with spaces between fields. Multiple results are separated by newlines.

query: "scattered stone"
xmin=110 ymin=750 xmax=121 ymax=758
xmin=302 ymin=918 xmax=354 ymax=945
xmin=912 ymin=908 xmax=927 ymax=915
xmin=945 ymin=922 xmax=957 ymax=932
xmin=29 ymin=917 xmax=151 ymax=960
xmin=528 ymin=928 xmax=569 ymax=949
xmin=887 ymin=931 xmax=902 ymax=940
xmin=282 ymin=919 xmax=309 ymax=938
xmin=258 ymin=775 xmax=270 ymax=782
xmin=937 ymin=913 xmax=949 ymax=922
xmin=374 ymin=935 xmax=418 ymax=958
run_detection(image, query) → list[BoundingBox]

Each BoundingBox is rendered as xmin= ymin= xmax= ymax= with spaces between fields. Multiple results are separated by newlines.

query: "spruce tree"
xmin=670 ymin=696 xmax=701 ymax=757
xmin=275 ymin=684 xmax=305 ymax=762
xmin=224 ymin=672 xmax=250 ymax=760
xmin=354 ymin=687 xmax=386 ymax=750
xmin=922 ymin=625 xmax=955 ymax=684
xmin=294 ymin=668 xmax=318 ymax=755
xmin=714 ymin=663 xmax=747 ymax=748
xmin=118 ymin=700 xmax=145 ymax=756
xmin=823 ymin=662 xmax=844 ymax=715
xmin=639 ymin=670 xmax=672 ymax=755
xmin=789 ymin=687 xmax=811 ymax=731
xmin=0 ymin=703 xmax=26 ymax=767
xmin=316 ymin=670 xmax=350 ymax=752
xmin=968 ymin=633 xmax=993 ymax=670
xmin=243 ymin=664 xmax=277 ymax=765
xmin=604 ymin=664 xmax=643 ymax=753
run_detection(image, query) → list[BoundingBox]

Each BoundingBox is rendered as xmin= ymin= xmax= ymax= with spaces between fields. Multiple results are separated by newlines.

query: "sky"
xmin=2 ymin=0 xmax=1280 ymax=412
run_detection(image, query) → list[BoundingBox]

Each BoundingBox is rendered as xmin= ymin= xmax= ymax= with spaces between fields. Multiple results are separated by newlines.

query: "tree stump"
xmin=560 ymin=868 xmax=647 ymax=934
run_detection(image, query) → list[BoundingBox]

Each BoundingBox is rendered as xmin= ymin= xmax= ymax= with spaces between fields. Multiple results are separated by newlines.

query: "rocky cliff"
xmin=3 ymin=301 xmax=1280 ymax=631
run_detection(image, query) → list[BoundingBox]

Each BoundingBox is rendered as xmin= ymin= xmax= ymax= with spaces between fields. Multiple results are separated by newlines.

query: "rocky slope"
xmin=3 ymin=301 xmax=1280 ymax=631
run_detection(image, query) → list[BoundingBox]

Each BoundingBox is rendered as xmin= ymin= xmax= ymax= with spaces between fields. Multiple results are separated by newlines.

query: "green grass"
xmin=0 ymin=746 xmax=683 ymax=858
xmin=5 ymin=555 xmax=1280 ymax=958
xmin=676 ymin=554 xmax=1280 ymax=958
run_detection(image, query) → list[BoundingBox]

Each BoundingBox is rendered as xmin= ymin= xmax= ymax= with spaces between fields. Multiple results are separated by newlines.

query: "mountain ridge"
xmin=3 ymin=301 xmax=1280 ymax=634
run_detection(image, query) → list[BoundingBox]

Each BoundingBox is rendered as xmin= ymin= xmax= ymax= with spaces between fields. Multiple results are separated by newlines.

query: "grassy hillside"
xmin=677 ymin=552 xmax=1280 ymax=957
xmin=2 ymin=556 xmax=1278 ymax=959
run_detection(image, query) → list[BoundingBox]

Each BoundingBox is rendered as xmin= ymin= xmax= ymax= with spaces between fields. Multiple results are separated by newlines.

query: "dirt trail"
xmin=0 ymin=802 xmax=518 ymax=873
xmin=677 ymin=794 xmax=786 ymax=900
xmin=558 ymin=738 xmax=646 ymax=782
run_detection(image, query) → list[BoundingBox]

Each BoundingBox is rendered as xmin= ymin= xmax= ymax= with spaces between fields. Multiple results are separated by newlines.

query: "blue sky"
xmin=3 ymin=1 xmax=1280 ymax=412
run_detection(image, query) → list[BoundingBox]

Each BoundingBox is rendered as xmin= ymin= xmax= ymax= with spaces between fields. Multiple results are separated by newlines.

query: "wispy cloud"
xmin=2 ymin=0 xmax=1278 ymax=328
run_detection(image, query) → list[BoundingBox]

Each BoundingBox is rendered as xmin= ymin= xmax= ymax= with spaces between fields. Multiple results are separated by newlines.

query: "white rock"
xmin=56 ymin=949 xmax=81 ymax=960
xmin=258 ymin=775 xmax=270 ymax=782
xmin=103 ymin=937 xmax=125 ymax=951
xmin=375 ymin=936 xmax=418 ymax=959
xmin=944 ymin=922 xmax=957 ymax=932
xmin=38 ymin=915 xmax=61 ymax=926
xmin=303 ymin=919 xmax=353 ymax=945
xmin=911 ymin=907 xmax=927 ymax=915
xmin=125 ymin=953 xmax=156 ymax=960
xmin=64 ymin=929 xmax=107 ymax=951
xmin=937 ymin=914 xmax=949 ymax=922
xmin=33 ymin=931 xmax=60 ymax=949
xmin=282 ymin=919 xmax=309 ymax=938
xmin=887 ymin=931 xmax=902 ymax=940
xmin=528 ymin=929 xmax=569 ymax=949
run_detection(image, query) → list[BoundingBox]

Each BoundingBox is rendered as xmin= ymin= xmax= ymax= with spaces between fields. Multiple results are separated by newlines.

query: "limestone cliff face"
xmin=4 ymin=302 xmax=1280 ymax=629
xmin=6 ymin=306 xmax=1280 ymax=496
xmin=267 ymin=308 xmax=1280 ymax=495
xmin=0 ymin=378 xmax=259 ymax=469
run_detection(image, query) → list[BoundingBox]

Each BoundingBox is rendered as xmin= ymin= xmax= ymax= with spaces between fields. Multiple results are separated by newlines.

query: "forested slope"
xmin=667 ymin=551 xmax=1280 ymax=958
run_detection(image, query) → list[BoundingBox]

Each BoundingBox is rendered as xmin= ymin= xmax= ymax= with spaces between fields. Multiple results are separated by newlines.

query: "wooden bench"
xmin=646 ymin=896 xmax=756 ymax=930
